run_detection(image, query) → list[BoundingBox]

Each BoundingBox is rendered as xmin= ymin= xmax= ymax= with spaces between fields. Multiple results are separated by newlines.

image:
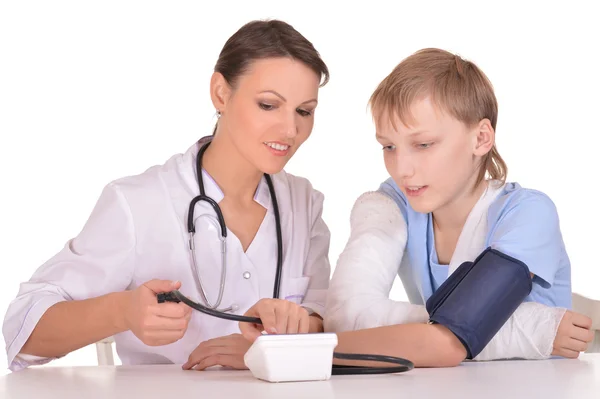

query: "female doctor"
xmin=2 ymin=19 xmax=331 ymax=372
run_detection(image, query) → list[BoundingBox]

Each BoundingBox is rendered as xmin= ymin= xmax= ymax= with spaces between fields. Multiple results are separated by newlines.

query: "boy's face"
xmin=375 ymin=96 xmax=485 ymax=215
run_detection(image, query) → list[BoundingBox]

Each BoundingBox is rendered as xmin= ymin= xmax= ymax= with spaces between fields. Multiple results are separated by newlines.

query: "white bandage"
xmin=325 ymin=190 xmax=566 ymax=361
xmin=324 ymin=191 xmax=428 ymax=333
xmin=474 ymin=302 xmax=565 ymax=360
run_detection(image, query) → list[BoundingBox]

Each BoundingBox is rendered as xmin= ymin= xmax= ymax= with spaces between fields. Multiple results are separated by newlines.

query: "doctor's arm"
xmin=17 ymin=279 xmax=189 ymax=361
xmin=2 ymin=183 xmax=189 ymax=371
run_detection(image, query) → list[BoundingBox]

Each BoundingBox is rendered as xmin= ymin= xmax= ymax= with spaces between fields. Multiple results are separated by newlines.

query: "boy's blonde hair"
xmin=369 ymin=48 xmax=507 ymax=185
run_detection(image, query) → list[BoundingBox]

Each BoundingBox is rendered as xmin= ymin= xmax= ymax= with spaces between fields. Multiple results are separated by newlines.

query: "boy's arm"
xmin=333 ymin=323 xmax=466 ymax=368
xmin=325 ymin=190 xmax=588 ymax=363
xmin=325 ymin=191 xmax=428 ymax=333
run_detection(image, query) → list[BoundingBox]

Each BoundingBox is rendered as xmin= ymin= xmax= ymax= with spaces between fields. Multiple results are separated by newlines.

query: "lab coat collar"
xmin=182 ymin=137 xmax=271 ymax=209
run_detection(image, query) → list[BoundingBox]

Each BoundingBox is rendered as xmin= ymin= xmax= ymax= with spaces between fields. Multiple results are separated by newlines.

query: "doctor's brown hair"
xmin=210 ymin=19 xmax=329 ymax=135
xmin=369 ymin=48 xmax=507 ymax=186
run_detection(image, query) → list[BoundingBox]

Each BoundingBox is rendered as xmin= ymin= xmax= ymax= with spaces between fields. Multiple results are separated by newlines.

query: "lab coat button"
xmin=243 ymin=271 xmax=251 ymax=279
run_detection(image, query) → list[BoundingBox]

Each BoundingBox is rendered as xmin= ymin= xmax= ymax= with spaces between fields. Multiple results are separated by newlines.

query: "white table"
xmin=2 ymin=354 xmax=599 ymax=399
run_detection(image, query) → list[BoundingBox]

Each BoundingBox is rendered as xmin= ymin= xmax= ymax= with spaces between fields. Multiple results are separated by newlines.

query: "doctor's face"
xmin=376 ymin=97 xmax=484 ymax=214
xmin=219 ymin=57 xmax=320 ymax=175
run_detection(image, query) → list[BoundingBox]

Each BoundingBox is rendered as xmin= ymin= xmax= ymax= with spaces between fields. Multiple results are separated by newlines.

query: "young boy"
xmin=325 ymin=48 xmax=595 ymax=367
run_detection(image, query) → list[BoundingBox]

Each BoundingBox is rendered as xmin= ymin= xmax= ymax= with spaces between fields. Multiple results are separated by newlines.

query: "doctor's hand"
xmin=239 ymin=298 xmax=311 ymax=342
xmin=122 ymin=279 xmax=192 ymax=346
xmin=182 ymin=333 xmax=251 ymax=371
xmin=552 ymin=310 xmax=594 ymax=358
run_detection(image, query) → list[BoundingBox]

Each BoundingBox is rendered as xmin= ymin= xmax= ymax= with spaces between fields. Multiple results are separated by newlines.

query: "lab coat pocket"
xmin=281 ymin=276 xmax=310 ymax=304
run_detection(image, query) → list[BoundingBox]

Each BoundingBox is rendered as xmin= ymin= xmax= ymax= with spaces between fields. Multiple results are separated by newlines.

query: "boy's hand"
xmin=552 ymin=310 xmax=594 ymax=358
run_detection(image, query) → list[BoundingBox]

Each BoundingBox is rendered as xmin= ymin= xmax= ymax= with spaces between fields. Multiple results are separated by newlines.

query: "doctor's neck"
xmin=201 ymin=134 xmax=263 ymax=203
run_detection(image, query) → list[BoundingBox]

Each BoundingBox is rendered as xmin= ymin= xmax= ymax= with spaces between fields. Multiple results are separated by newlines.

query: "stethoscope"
xmin=157 ymin=139 xmax=414 ymax=376
xmin=185 ymin=140 xmax=283 ymax=312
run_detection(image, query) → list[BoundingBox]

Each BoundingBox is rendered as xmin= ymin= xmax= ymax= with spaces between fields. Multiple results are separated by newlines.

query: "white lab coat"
xmin=3 ymin=141 xmax=331 ymax=371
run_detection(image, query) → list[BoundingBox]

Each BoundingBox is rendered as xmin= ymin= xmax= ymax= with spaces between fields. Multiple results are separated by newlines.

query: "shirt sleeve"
xmin=487 ymin=189 xmax=564 ymax=289
xmin=378 ymin=177 xmax=410 ymax=222
xmin=299 ymin=188 xmax=331 ymax=319
xmin=2 ymin=182 xmax=136 ymax=371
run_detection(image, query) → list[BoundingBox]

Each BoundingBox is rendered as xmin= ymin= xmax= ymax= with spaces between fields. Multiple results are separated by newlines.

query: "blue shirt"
xmin=379 ymin=179 xmax=572 ymax=309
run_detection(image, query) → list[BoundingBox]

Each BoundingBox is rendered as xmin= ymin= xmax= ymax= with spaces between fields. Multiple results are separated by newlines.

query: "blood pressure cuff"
xmin=425 ymin=247 xmax=532 ymax=359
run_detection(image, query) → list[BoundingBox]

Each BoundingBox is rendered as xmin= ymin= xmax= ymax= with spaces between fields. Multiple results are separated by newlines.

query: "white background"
xmin=1 ymin=0 xmax=598 ymax=373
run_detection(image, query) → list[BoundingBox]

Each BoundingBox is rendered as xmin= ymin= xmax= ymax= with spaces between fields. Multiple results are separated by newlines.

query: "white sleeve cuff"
xmin=5 ymin=295 xmax=66 ymax=371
